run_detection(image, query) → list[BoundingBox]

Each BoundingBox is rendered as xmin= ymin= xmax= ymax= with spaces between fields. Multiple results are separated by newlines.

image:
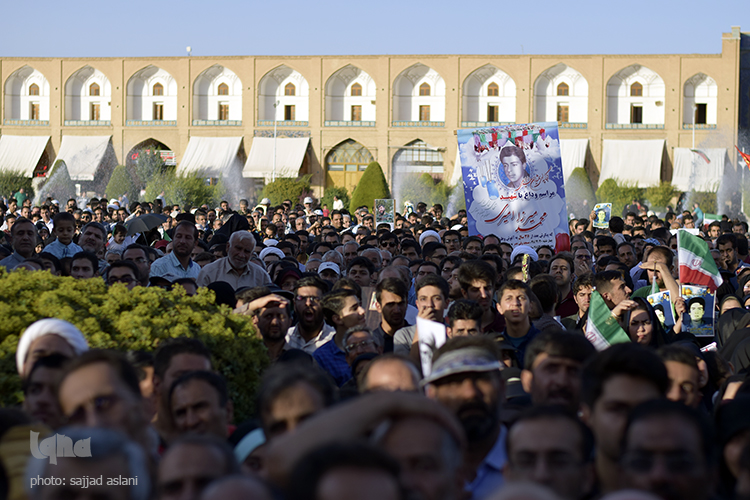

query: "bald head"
xmin=360 ymin=356 xmax=419 ymax=393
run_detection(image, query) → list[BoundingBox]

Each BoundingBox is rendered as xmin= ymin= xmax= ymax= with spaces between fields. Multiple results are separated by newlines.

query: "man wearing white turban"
xmin=16 ymin=319 xmax=89 ymax=377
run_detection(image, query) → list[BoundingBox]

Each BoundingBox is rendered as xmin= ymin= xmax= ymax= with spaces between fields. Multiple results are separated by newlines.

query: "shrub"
xmin=645 ymin=182 xmax=681 ymax=210
xmin=260 ymin=174 xmax=313 ymax=207
xmin=0 ymin=171 xmax=34 ymax=201
xmin=349 ymin=162 xmax=390 ymax=212
xmin=565 ymin=168 xmax=596 ymax=218
xmin=105 ymin=165 xmax=138 ymax=202
xmin=36 ymin=160 xmax=76 ymax=205
xmin=320 ymin=186 xmax=350 ymax=213
xmin=145 ymin=169 xmax=223 ymax=209
xmin=596 ymin=178 xmax=645 ymax=217
xmin=692 ymin=191 xmax=717 ymax=214
xmin=0 ymin=270 xmax=268 ymax=421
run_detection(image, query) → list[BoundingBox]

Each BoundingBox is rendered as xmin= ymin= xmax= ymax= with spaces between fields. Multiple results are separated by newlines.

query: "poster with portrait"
xmin=681 ymin=285 xmax=715 ymax=337
xmin=375 ymin=199 xmax=395 ymax=230
xmin=457 ymin=122 xmax=568 ymax=248
xmin=417 ymin=316 xmax=447 ymax=377
xmin=593 ymin=203 xmax=611 ymax=229
xmin=647 ymin=290 xmax=675 ymax=329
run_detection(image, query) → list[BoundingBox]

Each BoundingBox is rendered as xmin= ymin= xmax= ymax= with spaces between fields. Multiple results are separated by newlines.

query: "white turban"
xmin=510 ymin=245 xmax=539 ymax=263
xmin=419 ymin=230 xmax=441 ymax=247
xmin=259 ymin=247 xmax=285 ymax=261
xmin=16 ymin=319 xmax=89 ymax=375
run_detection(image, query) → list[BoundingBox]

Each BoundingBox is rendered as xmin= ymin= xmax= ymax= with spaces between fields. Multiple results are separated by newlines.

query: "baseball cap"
xmin=304 ymin=197 xmax=314 ymax=204
xmin=318 ymin=262 xmax=341 ymax=275
xmin=314 ymin=209 xmax=324 ymax=216
xmin=421 ymin=346 xmax=503 ymax=387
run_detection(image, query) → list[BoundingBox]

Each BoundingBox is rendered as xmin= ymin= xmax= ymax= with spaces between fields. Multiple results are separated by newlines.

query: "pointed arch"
xmin=683 ymin=73 xmax=717 ymax=126
xmin=258 ymin=65 xmax=309 ymax=123
xmin=462 ymin=64 xmax=516 ymax=124
xmin=64 ymin=66 xmax=111 ymax=122
xmin=393 ymin=64 xmax=445 ymax=122
xmin=606 ymin=64 xmax=665 ymax=125
xmin=324 ymin=64 xmax=376 ymax=123
xmin=126 ymin=65 xmax=178 ymax=122
xmin=533 ymin=63 xmax=588 ymax=124
xmin=192 ymin=64 xmax=242 ymax=122
xmin=4 ymin=66 xmax=51 ymax=122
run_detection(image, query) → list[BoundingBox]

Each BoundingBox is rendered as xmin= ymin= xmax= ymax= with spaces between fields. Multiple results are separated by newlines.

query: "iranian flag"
xmin=677 ymin=229 xmax=722 ymax=292
xmin=585 ymin=291 xmax=631 ymax=351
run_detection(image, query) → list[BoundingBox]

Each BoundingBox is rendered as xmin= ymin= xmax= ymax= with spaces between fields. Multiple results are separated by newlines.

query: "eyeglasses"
xmin=345 ymin=340 xmax=374 ymax=353
xmin=295 ymin=295 xmax=321 ymax=304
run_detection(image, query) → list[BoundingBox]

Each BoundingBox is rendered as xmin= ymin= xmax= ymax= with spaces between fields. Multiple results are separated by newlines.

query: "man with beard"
xmin=150 ymin=221 xmax=201 ymax=281
xmin=549 ymin=253 xmax=578 ymax=318
xmin=240 ymin=289 xmax=292 ymax=361
xmin=458 ymin=261 xmax=506 ymax=334
xmin=425 ymin=336 xmax=506 ymax=500
xmin=197 ymin=231 xmax=270 ymax=288
xmin=285 ymin=276 xmax=335 ymax=354
xmin=78 ymin=221 xmax=108 ymax=269
xmin=520 ymin=331 xmax=596 ymax=412
xmin=0 ymin=216 xmax=36 ymax=269
xmin=122 ymin=244 xmax=152 ymax=286
xmin=373 ymin=278 xmax=409 ymax=352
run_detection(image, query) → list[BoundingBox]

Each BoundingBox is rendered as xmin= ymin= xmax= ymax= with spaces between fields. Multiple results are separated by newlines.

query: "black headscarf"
xmin=715 ymin=308 xmax=750 ymax=348
xmin=623 ymin=297 xmax=671 ymax=348
xmin=207 ymin=281 xmax=236 ymax=309
xmin=731 ymin=337 xmax=750 ymax=375
xmin=719 ymin=327 xmax=750 ymax=362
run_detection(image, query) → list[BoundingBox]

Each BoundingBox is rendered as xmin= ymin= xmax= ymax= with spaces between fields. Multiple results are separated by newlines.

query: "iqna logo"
xmin=30 ymin=431 xmax=91 ymax=465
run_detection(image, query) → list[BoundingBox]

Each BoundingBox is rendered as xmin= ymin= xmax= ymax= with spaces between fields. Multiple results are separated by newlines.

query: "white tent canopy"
xmin=451 ymin=147 xmax=462 ymax=186
xmin=54 ymin=136 xmax=112 ymax=181
xmin=243 ymin=137 xmax=309 ymax=181
xmin=560 ymin=139 xmax=589 ymax=181
xmin=0 ymin=135 xmax=50 ymax=177
xmin=178 ymin=136 xmax=244 ymax=178
xmin=600 ymin=139 xmax=665 ymax=187
xmin=671 ymin=148 xmax=726 ymax=192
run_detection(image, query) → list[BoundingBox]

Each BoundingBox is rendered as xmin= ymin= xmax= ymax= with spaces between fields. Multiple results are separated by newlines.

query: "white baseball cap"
xmin=304 ymin=197 xmax=314 ymax=204
xmin=318 ymin=262 xmax=341 ymax=275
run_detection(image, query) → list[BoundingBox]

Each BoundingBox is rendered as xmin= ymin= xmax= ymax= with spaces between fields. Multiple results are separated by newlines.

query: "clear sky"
xmin=1 ymin=0 xmax=747 ymax=58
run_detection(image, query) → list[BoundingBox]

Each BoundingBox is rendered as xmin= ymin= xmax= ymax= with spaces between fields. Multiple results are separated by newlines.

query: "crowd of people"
xmin=2 ymin=190 xmax=750 ymax=500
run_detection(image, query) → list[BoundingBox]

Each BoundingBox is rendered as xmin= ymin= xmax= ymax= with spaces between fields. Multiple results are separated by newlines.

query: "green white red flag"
xmin=737 ymin=146 xmax=750 ymax=171
xmin=584 ymin=291 xmax=631 ymax=351
xmin=677 ymin=229 xmax=722 ymax=292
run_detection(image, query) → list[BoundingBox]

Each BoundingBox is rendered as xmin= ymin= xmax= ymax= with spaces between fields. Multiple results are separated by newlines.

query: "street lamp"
xmin=273 ymin=100 xmax=280 ymax=182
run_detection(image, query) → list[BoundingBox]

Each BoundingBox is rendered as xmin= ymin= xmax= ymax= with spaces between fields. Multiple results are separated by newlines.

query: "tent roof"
xmin=0 ymin=135 xmax=51 ymax=177
xmin=54 ymin=136 xmax=112 ymax=181
xmin=178 ymin=136 xmax=244 ymax=178
xmin=243 ymin=137 xmax=309 ymax=180
xmin=600 ymin=139 xmax=665 ymax=187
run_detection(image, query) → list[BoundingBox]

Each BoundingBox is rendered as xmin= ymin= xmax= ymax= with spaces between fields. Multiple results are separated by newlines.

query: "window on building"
xmin=419 ymin=83 xmax=431 ymax=96
xmin=30 ymin=103 xmax=40 ymax=120
xmin=419 ymin=105 xmax=430 ymax=121
xmin=557 ymin=105 xmax=569 ymax=123
xmin=29 ymin=84 xmax=39 ymax=96
xmin=630 ymin=82 xmax=643 ymax=97
xmin=91 ymin=103 xmax=100 ymax=120
xmin=89 ymin=83 xmax=100 ymax=96
xmin=153 ymin=83 xmax=164 ymax=96
xmin=351 ymin=105 xmax=362 ymax=121
xmin=487 ymin=82 xmax=499 ymax=97
xmin=557 ymin=83 xmax=569 ymax=96
xmin=326 ymin=139 xmax=375 ymax=172
xmin=695 ymin=103 xmax=707 ymax=125
xmin=630 ymin=104 xmax=643 ymax=124
xmin=285 ymin=105 xmax=295 ymax=121
xmin=218 ymin=83 xmax=229 ymax=96
xmin=219 ymin=103 xmax=229 ymax=121
xmin=351 ymin=83 xmax=362 ymax=96
xmin=487 ymin=105 xmax=499 ymax=122
xmin=153 ymin=103 xmax=164 ymax=121
xmin=285 ymin=83 xmax=296 ymax=96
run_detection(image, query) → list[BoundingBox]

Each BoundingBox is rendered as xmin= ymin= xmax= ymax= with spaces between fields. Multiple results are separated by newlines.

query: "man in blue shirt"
xmin=424 ymin=337 xmax=507 ymax=500
xmin=150 ymin=221 xmax=200 ymax=282
xmin=315 ymin=289 xmax=366 ymax=386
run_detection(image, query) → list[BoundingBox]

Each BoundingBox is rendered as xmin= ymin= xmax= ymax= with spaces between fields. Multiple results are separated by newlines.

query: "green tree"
xmin=134 ymin=148 xmax=165 ymax=189
xmin=105 ymin=165 xmax=138 ymax=202
xmin=145 ymin=169 xmax=223 ymax=209
xmin=260 ymin=174 xmax=312 ymax=206
xmin=0 ymin=171 xmax=34 ymax=201
xmin=349 ymin=162 xmax=390 ymax=212
xmin=645 ymin=182 xmax=681 ymax=210
xmin=320 ymin=186 xmax=350 ymax=212
xmin=692 ymin=191 xmax=717 ymax=213
xmin=596 ymin=178 xmax=645 ymax=216
xmin=565 ymin=168 xmax=596 ymax=218
xmin=396 ymin=173 xmax=454 ymax=213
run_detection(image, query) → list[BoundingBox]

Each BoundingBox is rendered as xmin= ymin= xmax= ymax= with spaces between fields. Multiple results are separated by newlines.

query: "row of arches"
xmin=4 ymin=63 xmax=719 ymax=126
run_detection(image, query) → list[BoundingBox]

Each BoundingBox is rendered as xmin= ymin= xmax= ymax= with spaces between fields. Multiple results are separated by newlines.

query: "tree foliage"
xmin=105 ymin=165 xmax=138 ymax=202
xmin=134 ymin=148 xmax=165 ymax=189
xmin=0 ymin=171 xmax=34 ymax=201
xmin=645 ymin=182 xmax=681 ymax=210
xmin=596 ymin=178 xmax=646 ymax=217
xmin=320 ymin=186 xmax=350 ymax=213
xmin=260 ymin=175 xmax=313 ymax=207
xmin=349 ymin=162 xmax=390 ymax=212
xmin=565 ymin=168 xmax=596 ymax=218
xmin=0 ymin=270 xmax=268 ymax=421
xmin=145 ymin=169 xmax=223 ymax=209
xmin=692 ymin=191 xmax=717 ymax=214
